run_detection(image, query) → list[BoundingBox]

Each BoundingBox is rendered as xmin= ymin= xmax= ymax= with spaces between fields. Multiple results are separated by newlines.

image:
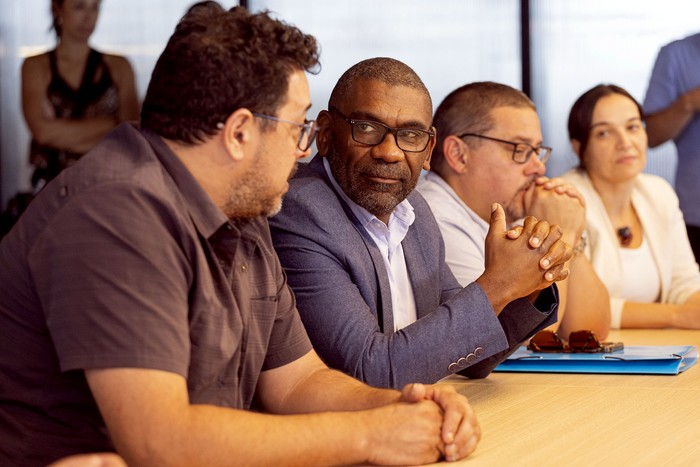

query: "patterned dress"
xmin=29 ymin=48 xmax=119 ymax=190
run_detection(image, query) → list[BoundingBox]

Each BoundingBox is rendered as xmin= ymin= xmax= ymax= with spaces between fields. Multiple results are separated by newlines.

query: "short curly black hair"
xmin=141 ymin=2 xmax=320 ymax=145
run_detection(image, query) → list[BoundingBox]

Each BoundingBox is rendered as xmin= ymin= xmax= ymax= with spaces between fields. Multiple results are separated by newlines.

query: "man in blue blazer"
xmin=269 ymin=57 xmax=571 ymax=389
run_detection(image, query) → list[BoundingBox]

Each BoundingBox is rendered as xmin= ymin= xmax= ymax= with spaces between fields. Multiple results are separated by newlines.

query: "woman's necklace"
xmin=617 ymin=226 xmax=633 ymax=247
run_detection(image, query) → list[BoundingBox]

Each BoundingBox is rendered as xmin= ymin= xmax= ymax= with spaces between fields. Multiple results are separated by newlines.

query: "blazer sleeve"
xmin=410 ymin=191 xmax=559 ymax=380
xmin=270 ymin=172 xmax=557 ymax=388
xmin=459 ymin=287 xmax=559 ymax=378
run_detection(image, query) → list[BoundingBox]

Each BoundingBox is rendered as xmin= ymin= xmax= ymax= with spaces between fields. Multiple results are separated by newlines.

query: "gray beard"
xmin=326 ymin=143 xmax=417 ymax=218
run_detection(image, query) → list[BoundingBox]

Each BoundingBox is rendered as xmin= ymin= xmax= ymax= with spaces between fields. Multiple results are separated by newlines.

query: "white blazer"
xmin=563 ymin=169 xmax=700 ymax=328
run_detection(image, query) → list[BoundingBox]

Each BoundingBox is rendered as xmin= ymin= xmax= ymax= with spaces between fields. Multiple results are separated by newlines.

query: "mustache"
xmin=362 ymin=161 xmax=410 ymax=180
xmin=328 ymin=137 xmax=410 ymax=180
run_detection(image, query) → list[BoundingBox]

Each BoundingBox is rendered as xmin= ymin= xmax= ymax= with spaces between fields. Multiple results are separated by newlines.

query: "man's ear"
xmin=421 ymin=126 xmax=436 ymax=171
xmin=221 ymin=108 xmax=256 ymax=161
xmin=571 ymin=139 xmax=581 ymax=157
xmin=315 ymin=110 xmax=332 ymax=157
xmin=443 ymin=135 xmax=468 ymax=174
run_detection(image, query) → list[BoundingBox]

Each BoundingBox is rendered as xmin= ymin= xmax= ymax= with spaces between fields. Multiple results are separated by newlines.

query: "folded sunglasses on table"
xmin=527 ymin=330 xmax=623 ymax=353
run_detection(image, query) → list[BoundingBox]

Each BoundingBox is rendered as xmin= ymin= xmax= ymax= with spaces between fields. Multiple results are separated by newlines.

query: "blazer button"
xmin=466 ymin=353 xmax=476 ymax=363
xmin=448 ymin=363 xmax=459 ymax=372
xmin=475 ymin=347 xmax=484 ymax=357
xmin=457 ymin=357 xmax=467 ymax=368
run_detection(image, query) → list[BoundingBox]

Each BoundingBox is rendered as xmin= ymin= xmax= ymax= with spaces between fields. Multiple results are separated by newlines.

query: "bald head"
xmin=329 ymin=57 xmax=432 ymax=111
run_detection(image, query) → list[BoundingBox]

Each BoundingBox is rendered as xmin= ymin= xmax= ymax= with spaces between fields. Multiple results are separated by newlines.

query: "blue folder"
xmin=494 ymin=345 xmax=698 ymax=375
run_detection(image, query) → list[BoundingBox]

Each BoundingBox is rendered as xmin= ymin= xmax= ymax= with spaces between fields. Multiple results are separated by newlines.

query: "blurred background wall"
xmin=1 ymin=0 xmax=698 ymax=208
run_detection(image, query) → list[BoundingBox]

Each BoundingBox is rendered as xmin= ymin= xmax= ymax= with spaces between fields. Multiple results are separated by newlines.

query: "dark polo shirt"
xmin=0 ymin=123 xmax=311 ymax=465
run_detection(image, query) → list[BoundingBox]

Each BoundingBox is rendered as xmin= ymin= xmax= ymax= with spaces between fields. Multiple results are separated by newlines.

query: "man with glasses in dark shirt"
xmin=270 ymin=59 xmax=572 ymax=390
xmin=417 ymin=81 xmax=610 ymax=340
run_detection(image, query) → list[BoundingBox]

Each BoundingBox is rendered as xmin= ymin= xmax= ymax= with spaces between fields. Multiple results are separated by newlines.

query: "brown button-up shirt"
xmin=0 ymin=124 xmax=311 ymax=464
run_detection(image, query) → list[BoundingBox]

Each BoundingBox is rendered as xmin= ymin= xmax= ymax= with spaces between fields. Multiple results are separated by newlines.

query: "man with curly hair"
xmin=0 ymin=3 xmax=479 ymax=465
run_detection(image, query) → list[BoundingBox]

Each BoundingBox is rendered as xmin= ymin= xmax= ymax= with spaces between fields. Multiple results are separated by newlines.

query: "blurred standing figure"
xmin=643 ymin=33 xmax=700 ymax=263
xmin=22 ymin=0 xmax=139 ymax=191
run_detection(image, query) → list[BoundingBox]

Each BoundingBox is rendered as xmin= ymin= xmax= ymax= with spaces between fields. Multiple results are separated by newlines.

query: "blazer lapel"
xmin=402 ymin=222 xmax=434 ymax=320
xmin=308 ymin=157 xmax=395 ymax=333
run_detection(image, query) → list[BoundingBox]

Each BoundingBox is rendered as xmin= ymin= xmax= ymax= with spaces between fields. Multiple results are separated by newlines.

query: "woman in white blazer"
xmin=563 ymin=84 xmax=700 ymax=329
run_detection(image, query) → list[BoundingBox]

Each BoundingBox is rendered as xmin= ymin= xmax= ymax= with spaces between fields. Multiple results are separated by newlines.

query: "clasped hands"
xmin=525 ymin=176 xmax=586 ymax=245
xmin=384 ymin=383 xmax=479 ymax=464
xmin=478 ymin=196 xmax=574 ymax=312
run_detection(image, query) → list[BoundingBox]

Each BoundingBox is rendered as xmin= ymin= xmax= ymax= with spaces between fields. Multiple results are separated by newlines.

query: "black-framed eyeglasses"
xmin=252 ymin=112 xmax=317 ymax=152
xmin=329 ymin=107 xmax=434 ymax=153
xmin=527 ymin=330 xmax=623 ymax=353
xmin=458 ymin=133 xmax=552 ymax=164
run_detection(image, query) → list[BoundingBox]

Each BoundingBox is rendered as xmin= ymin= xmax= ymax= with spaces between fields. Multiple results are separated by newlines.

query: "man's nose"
xmin=370 ymin=131 xmax=405 ymax=163
xmin=526 ymin=154 xmax=547 ymax=176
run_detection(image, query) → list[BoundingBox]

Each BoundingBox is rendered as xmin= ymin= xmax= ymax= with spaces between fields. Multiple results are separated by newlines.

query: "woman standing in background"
xmin=21 ymin=0 xmax=139 ymax=191
xmin=564 ymin=84 xmax=700 ymax=330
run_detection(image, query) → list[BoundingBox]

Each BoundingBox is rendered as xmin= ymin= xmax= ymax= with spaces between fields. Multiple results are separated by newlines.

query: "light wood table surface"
xmin=433 ymin=329 xmax=700 ymax=467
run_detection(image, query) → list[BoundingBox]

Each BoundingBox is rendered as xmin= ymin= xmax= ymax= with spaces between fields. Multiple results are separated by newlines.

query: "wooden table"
xmin=434 ymin=330 xmax=700 ymax=466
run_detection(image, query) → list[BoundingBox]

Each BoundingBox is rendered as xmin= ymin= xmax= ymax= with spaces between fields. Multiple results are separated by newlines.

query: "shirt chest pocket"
xmin=187 ymin=304 xmax=244 ymax=405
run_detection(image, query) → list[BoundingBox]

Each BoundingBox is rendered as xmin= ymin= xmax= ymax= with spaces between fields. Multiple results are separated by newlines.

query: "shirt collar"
xmin=141 ymin=127 xmax=230 ymax=239
xmin=423 ymin=171 xmax=488 ymax=232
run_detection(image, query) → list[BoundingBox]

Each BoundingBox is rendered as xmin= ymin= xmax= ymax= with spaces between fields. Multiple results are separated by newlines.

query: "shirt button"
xmin=240 ymin=264 xmax=247 ymax=272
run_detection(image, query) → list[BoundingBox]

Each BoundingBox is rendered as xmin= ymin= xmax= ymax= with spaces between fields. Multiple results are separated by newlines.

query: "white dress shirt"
xmin=417 ymin=171 xmax=488 ymax=286
xmin=323 ymin=159 xmax=417 ymax=331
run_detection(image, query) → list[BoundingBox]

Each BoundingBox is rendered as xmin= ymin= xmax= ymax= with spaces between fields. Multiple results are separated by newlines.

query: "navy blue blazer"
xmin=270 ymin=156 xmax=557 ymax=388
